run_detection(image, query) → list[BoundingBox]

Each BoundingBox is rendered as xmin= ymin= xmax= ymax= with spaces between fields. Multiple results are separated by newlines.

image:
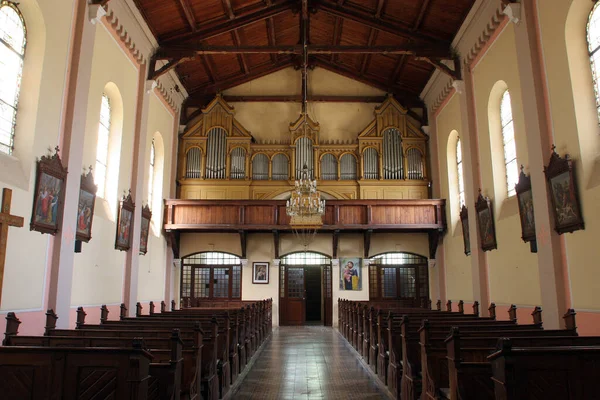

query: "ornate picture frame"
xmin=76 ymin=167 xmax=97 ymax=242
xmin=544 ymin=146 xmax=584 ymax=235
xmin=115 ymin=190 xmax=135 ymax=251
xmin=139 ymin=204 xmax=152 ymax=255
xmin=252 ymin=262 xmax=269 ymax=284
xmin=459 ymin=205 xmax=470 ymax=256
xmin=515 ymin=166 xmax=536 ymax=243
xmin=30 ymin=147 xmax=68 ymax=235
xmin=475 ymin=191 xmax=497 ymax=252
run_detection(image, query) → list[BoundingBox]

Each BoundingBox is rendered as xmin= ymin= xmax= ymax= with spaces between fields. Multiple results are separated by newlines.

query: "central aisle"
xmin=230 ymin=326 xmax=390 ymax=399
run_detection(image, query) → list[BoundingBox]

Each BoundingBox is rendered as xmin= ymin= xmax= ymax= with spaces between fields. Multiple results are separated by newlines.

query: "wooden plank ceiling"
xmin=134 ymin=0 xmax=475 ymax=116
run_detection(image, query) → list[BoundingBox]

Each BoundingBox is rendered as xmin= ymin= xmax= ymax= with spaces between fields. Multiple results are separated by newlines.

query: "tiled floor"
xmin=230 ymin=326 xmax=390 ymax=400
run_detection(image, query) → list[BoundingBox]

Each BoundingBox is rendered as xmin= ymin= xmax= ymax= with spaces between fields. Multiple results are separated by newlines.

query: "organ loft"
xmin=0 ymin=0 xmax=598 ymax=399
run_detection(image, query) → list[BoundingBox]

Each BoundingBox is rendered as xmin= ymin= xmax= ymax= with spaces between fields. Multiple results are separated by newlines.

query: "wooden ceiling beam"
xmin=267 ymin=18 xmax=278 ymax=63
xmin=413 ymin=0 xmax=431 ymax=31
xmin=161 ymin=0 xmax=296 ymax=44
xmin=221 ymin=0 xmax=235 ymax=20
xmin=220 ymin=95 xmax=387 ymax=102
xmin=200 ymin=56 xmax=217 ymax=84
xmin=232 ymin=31 xmax=250 ymax=75
xmin=177 ymin=0 xmax=197 ymax=32
xmin=330 ymin=17 xmax=343 ymax=63
xmin=315 ymin=0 xmax=449 ymax=45
xmin=375 ymin=0 xmax=386 ymax=19
xmin=390 ymin=54 xmax=408 ymax=85
xmin=360 ymin=29 xmax=378 ymax=76
xmin=188 ymin=60 xmax=294 ymax=95
xmin=313 ymin=57 xmax=424 ymax=106
xmin=154 ymin=44 xmax=452 ymax=57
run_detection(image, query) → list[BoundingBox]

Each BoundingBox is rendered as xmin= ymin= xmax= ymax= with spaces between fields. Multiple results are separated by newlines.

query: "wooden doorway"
xmin=279 ymin=252 xmax=332 ymax=326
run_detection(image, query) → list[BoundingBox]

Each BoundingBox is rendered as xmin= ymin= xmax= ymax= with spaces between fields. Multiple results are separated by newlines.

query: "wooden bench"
xmin=0 ymin=340 xmax=153 ymax=400
xmin=488 ymin=338 xmax=600 ymax=400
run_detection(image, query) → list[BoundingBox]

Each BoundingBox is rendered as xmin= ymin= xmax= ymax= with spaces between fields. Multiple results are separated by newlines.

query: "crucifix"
xmin=0 ymin=188 xmax=24 ymax=307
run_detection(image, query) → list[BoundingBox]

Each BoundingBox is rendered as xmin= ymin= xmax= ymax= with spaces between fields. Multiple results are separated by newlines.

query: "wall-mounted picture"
xmin=115 ymin=190 xmax=135 ymax=251
xmin=76 ymin=168 xmax=97 ymax=242
xmin=30 ymin=148 xmax=68 ymax=235
xmin=475 ymin=191 xmax=497 ymax=252
xmin=340 ymin=258 xmax=361 ymax=290
xmin=252 ymin=262 xmax=269 ymax=284
xmin=515 ymin=167 xmax=536 ymax=243
xmin=139 ymin=204 xmax=152 ymax=255
xmin=544 ymin=147 xmax=584 ymax=234
xmin=459 ymin=205 xmax=470 ymax=256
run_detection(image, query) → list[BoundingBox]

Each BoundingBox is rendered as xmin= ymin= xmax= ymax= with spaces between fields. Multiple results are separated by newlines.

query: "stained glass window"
xmin=0 ymin=2 xmax=26 ymax=155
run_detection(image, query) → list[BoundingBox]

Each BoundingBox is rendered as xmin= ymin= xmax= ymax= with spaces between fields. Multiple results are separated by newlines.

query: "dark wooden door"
xmin=285 ymin=267 xmax=305 ymax=325
xmin=305 ymin=267 xmax=321 ymax=322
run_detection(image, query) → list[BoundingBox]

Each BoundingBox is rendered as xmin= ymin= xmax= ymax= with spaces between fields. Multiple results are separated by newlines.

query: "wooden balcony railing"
xmin=163 ymin=199 xmax=446 ymax=232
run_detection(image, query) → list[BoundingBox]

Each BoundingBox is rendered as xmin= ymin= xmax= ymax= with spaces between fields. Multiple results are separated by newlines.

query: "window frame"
xmin=180 ymin=252 xmax=243 ymax=304
xmin=148 ymin=139 xmax=155 ymax=205
xmin=95 ymin=93 xmax=111 ymax=198
xmin=500 ymin=90 xmax=518 ymax=197
xmin=368 ymin=252 xmax=428 ymax=302
xmin=587 ymin=1 xmax=600 ymax=123
xmin=456 ymin=138 xmax=465 ymax=209
xmin=0 ymin=1 xmax=27 ymax=155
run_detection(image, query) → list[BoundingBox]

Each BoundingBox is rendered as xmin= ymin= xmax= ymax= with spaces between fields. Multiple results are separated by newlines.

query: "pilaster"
xmin=48 ymin=0 xmax=98 ymax=328
xmin=122 ymin=68 xmax=152 ymax=315
xmin=510 ymin=1 xmax=568 ymax=329
xmin=454 ymin=74 xmax=490 ymax=315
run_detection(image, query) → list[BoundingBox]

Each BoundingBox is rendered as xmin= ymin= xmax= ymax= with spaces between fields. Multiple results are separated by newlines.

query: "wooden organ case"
xmin=177 ymin=95 xmax=430 ymax=201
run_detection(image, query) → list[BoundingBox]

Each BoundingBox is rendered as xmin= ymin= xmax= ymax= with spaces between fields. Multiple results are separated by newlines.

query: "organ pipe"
xmin=186 ymin=148 xmax=202 ymax=178
xmin=320 ymin=154 xmax=337 ymax=180
xmin=230 ymin=147 xmax=246 ymax=179
xmin=407 ymin=148 xmax=424 ymax=180
xmin=206 ymin=127 xmax=227 ymax=179
xmin=383 ymin=128 xmax=403 ymax=180
xmin=272 ymin=153 xmax=289 ymax=180
xmin=340 ymin=154 xmax=357 ymax=180
xmin=252 ymin=154 xmax=269 ymax=180
xmin=364 ymin=148 xmax=379 ymax=179
xmin=295 ymin=137 xmax=314 ymax=179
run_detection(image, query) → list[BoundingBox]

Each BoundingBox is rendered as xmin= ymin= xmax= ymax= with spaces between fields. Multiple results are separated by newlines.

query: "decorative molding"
xmin=103 ymin=0 xmax=188 ymax=111
xmin=428 ymin=259 xmax=436 ymax=268
xmin=272 ymin=259 xmax=280 ymax=267
xmin=88 ymin=4 xmax=107 ymax=25
xmin=331 ymin=259 xmax=340 ymax=268
xmin=503 ymin=3 xmax=521 ymax=25
xmin=173 ymin=258 xmax=181 ymax=268
xmin=145 ymin=80 xmax=157 ymax=94
xmin=423 ymin=0 xmax=507 ymax=114
xmin=452 ymin=80 xmax=465 ymax=95
xmin=241 ymin=259 xmax=249 ymax=268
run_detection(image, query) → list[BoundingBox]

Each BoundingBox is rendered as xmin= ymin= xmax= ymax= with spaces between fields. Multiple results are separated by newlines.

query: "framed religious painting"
xmin=515 ymin=166 xmax=536 ymax=243
xmin=76 ymin=167 xmax=97 ymax=242
xmin=30 ymin=147 xmax=68 ymax=235
xmin=115 ymin=190 xmax=135 ymax=251
xmin=459 ymin=205 xmax=471 ymax=256
xmin=139 ymin=204 xmax=152 ymax=255
xmin=544 ymin=146 xmax=584 ymax=234
xmin=475 ymin=191 xmax=497 ymax=252
xmin=252 ymin=262 xmax=269 ymax=284
xmin=340 ymin=258 xmax=361 ymax=290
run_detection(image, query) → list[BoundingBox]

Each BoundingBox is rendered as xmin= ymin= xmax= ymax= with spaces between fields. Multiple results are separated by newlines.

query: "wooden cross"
xmin=0 ymin=189 xmax=24 ymax=307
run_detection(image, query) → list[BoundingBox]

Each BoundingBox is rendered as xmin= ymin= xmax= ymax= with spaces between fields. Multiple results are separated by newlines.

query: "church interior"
xmin=1 ymin=0 xmax=600 ymax=398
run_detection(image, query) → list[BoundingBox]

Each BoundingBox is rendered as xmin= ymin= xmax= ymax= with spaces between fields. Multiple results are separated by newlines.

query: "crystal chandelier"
xmin=286 ymin=163 xmax=325 ymax=250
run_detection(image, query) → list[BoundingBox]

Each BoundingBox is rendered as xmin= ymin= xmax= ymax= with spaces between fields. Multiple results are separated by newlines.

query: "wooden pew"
xmin=0 ymin=323 xmax=152 ymax=400
xmin=488 ymin=338 xmax=600 ymax=400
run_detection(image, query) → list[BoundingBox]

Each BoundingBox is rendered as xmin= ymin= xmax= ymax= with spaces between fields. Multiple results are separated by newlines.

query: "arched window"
xmin=252 ymin=153 xmax=269 ymax=180
xmin=320 ymin=153 xmax=337 ymax=180
xmin=500 ymin=91 xmax=518 ymax=196
xmin=587 ymin=1 xmax=600 ymax=121
xmin=186 ymin=148 xmax=202 ymax=178
xmin=383 ymin=128 xmax=403 ymax=179
xmin=0 ymin=2 xmax=26 ymax=155
xmin=368 ymin=252 xmax=428 ymax=303
xmin=148 ymin=139 xmax=155 ymax=205
xmin=363 ymin=148 xmax=379 ymax=179
xmin=230 ymin=147 xmax=246 ymax=179
xmin=205 ymin=127 xmax=227 ymax=179
xmin=340 ymin=153 xmax=357 ymax=180
xmin=272 ymin=153 xmax=289 ymax=180
xmin=457 ymin=138 xmax=465 ymax=208
xmin=180 ymin=252 xmax=242 ymax=307
xmin=95 ymin=94 xmax=111 ymax=197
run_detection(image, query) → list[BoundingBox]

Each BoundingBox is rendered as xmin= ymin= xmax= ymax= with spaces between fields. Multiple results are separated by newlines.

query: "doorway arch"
xmin=279 ymin=251 xmax=333 ymax=326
